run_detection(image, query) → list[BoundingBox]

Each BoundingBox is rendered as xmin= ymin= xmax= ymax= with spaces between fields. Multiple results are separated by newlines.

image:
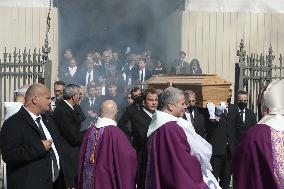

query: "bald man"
xmin=78 ymin=100 xmax=137 ymax=189
xmin=0 ymin=83 xmax=74 ymax=189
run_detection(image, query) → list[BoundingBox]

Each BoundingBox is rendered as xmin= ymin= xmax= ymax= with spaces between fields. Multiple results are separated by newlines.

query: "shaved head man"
xmin=78 ymin=100 xmax=137 ymax=189
xmin=24 ymin=83 xmax=52 ymax=114
xmin=100 ymin=100 xmax=118 ymax=119
xmin=0 ymin=83 xmax=75 ymax=189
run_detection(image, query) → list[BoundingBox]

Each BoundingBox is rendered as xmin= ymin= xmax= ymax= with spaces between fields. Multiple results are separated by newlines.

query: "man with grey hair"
xmin=53 ymin=84 xmax=87 ymax=184
xmin=78 ymin=100 xmax=137 ymax=189
xmin=233 ymin=79 xmax=284 ymax=189
xmin=3 ymin=85 xmax=30 ymax=121
xmin=14 ymin=84 xmax=30 ymax=103
xmin=184 ymin=90 xmax=209 ymax=138
xmin=145 ymin=87 xmax=209 ymax=189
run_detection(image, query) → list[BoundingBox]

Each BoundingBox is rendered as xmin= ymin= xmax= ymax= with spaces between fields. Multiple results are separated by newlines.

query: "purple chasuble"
xmin=78 ymin=125 xmax=137 ymax=189
xmin=232 ymin=124 xmax=284 ymax=189
xmin=145 ymin=121 xmax=208 ymax=189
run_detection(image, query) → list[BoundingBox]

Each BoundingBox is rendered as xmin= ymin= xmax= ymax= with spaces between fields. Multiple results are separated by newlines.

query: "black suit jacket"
xmin=170 ymin=59 xmax=190 ymax=74
xmin=118 ymin=102 xmax=141 ymax=137
xmin=235 ymin=108 xmax=257 ymax=141
xmin=79 ymin=96 xmax=104 ymax=130
xmin=53 ymin=100 xmax=86 ymax=182
xmin=131 ymin=68 xmax=152 ymax=84
xmin=206 ymin=104 xmax=242 ymax=155
xmin=59 ymin=66 xmax=80 ymax=85
xmin=78 ymin=68 xmax=100 ymax=86
xmin=0 ymin=107 xmax=74 ymax=189
xmin=190 ymin=107 xmax=209 ymax=139
xmin=129 ymin=109 xmax=152 ymax=151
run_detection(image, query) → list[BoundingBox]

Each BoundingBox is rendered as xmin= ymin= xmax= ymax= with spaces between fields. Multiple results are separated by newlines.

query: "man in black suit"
xmin=101 ymin=50 xmax=115 ymax=76
xmin=170 ymin=51 xmax=191 ymax=74
xmin=0 ymin=83 xmax=74 ymax=189
xmin=51 ymin=81 xmax=65 ymax=111
xmin=119 ymin=88 xmax=158 ymax=189
xmin=53 ymin=84 xmax=86 ymax=185
xmin=80 ymin=84 xmax=103 ymax=130
xmin=206 ymin=102 xmax=241 ymax=189
xmin=235 ymin=90 xmax=257 ymax=141
xmin=79 ymin=59 xmax=99 ymax=86
xmin=184 ymin=90 xmax=209 ymax=138
xmin=59 ymin=58 xmax=80 ymax=85
xmin=118 ymin=87 xmax=143 ymax=137
xmin=121 ymin=54 xmax=138 ymax=86
xmin=129 ymin=88 xmax=158 ymax=151
xmin=132 ymin=57 xmax=152 ymax=89
xmin=104 ymin=80 xmax=126 ymax=120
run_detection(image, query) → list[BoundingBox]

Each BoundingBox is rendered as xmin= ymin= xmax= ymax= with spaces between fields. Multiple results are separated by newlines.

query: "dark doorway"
xmin=57 ymin=0 xmax=183 ymax=64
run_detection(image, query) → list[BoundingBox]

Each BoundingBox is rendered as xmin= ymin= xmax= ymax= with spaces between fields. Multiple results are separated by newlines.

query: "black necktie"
xmin=189 ymin=110 xmax=195 ymax=126
xmin=240 ymin=110 xmax=245 ymax=124
xmin=35 ymin=117 xmax=59 ymax=181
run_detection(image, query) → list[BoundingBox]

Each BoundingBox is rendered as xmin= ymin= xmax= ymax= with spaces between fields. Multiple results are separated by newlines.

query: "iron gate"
xmin=235 ymin=39 xmax=284 ymax=120
xmin=0 ymin=47 xmax=52 ymax=122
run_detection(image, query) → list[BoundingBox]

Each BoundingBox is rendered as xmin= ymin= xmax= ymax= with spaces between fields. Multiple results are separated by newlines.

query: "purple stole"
xmin=78 ymin=125 xmax=104 ymax=189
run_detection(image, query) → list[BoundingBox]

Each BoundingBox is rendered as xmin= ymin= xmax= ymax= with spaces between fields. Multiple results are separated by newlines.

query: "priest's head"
xmin=160 ymin=87 xmax=186 ymax=117
xmin=262 ymin=79 xmax=284 ymax=115
xmin=101 ymin=100 xmax=118 ymax=120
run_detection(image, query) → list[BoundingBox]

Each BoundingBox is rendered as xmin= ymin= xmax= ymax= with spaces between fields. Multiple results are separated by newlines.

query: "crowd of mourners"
xmin=57 ymin=47 xmax=203 ymax=122
xmin=1 ymin=45 xmax=283 ymax=189
xmin=58 ymin=47 xmax=202 ymax=92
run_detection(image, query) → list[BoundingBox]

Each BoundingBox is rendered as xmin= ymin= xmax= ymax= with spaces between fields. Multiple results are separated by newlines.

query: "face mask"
xmin=187 ymin=105 xmax=195 ymax=113
xmin=237 ymin=102 xmax=247 ymax=110
xmin=133 ymin=96 xmax=143 ymax=105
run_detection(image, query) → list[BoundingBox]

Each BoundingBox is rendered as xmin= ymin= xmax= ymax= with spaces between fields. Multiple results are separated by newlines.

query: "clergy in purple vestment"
xmin=233 ymin=79 xmax=284 ymax=189
xmin=78 ymin=100 xmax=137 ymax=189
xmin=145 ymin=87 xmax=209 ymax=189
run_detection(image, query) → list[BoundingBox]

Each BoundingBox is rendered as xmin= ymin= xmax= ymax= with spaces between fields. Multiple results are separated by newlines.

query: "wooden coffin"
xmin=143 ymin=74 xmax=231 ymax=107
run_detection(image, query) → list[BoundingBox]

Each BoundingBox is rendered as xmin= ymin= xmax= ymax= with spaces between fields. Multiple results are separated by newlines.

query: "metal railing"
xmin=235 ymin=39 xmax=284 ymax=119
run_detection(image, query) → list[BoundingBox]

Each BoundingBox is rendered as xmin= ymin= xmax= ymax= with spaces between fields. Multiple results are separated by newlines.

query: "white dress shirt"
xmin=85 ymin=69 xmax=94 ymax=85
xmin=68 ymin=66 xmax=77 ymax=77
xmin=24 ymin=107 xmax=60 ymax=181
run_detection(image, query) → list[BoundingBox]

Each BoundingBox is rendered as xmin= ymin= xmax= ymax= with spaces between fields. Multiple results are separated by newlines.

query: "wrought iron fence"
xmin=0 ymin=47 xmax=52 ymax=122
xmin=235 ymin=39 xmax=284 ymax=120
